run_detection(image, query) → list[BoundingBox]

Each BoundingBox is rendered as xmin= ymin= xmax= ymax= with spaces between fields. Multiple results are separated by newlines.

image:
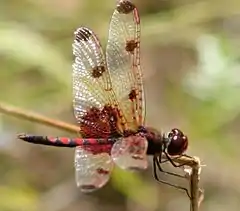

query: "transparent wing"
xmin=111 ymin=134 xmax=148 ymax=170
xmin=73 ymin=27 xmax=126 ymax=138
xmin=75 ymin=146 xmax=113 ymax=192
xmin=106 ymin=0 xmax=145 ymax=131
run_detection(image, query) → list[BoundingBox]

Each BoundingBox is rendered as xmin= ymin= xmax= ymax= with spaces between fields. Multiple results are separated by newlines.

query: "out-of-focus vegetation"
xmin=0 ymin=0 xmax=240 ymax=210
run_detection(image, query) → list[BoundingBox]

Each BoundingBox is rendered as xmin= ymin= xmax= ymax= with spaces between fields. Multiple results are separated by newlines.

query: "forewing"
xmin=73 ymin=27 xmax=124 ymax=138
xmin=106 ymin=0 xmax=145 ymax=131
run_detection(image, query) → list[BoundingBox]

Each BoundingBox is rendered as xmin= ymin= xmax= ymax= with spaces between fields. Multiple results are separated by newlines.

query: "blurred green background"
xmin=1 ymin=0 xmax=240 ymax=210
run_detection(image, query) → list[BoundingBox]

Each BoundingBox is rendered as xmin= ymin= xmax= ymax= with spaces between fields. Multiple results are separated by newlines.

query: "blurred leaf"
xmin=0 ymin=22 xmax=71 ymax=88
xmin=0 ymin=185 xmax=37 ymax=211
xmin=111 ymin=167 xmax=158 ymax=210
xmin=184 ymin=34 xmax=240 ymax=125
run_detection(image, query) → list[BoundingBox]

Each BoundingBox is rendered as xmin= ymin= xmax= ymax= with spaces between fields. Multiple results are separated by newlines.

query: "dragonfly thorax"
xmin=137 ymin=126 xmax=163 ymax=155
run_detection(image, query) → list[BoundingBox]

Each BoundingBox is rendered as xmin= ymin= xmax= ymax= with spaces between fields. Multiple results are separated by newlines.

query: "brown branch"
xmin=0 ymin=103 xmax=79 ymax=133
xmin=163 ymin=155 xmax=203 ymax=211
xmin=189 ymin=157 xmax=202 ymax=211
xmin=0 ymin=102 xmax=203 ymax=211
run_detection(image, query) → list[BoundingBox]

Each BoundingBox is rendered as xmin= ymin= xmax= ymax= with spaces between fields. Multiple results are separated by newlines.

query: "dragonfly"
xmin=18 ymin=0 xmax=190 ymax=197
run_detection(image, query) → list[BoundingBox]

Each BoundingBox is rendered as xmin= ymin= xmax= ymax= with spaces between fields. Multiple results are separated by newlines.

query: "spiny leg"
xmin=160 ymin=154 xmax=193 ymax=164
xmin=163 ymin=152 xmax=192 ymax=168
xmin=154 ymin=155 xmax=185 ymax=179
xmin=153 ymin=156 xmax=191 ymax=199
xmin=160 ymin=155 xmax=183 ymax=164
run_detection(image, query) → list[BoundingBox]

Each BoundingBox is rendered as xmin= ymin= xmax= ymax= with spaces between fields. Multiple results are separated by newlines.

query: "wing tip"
xmin=74 ymin=27 xmax=92 ymax=42
xmin=116 ymin=0 xmax=136 ymax=14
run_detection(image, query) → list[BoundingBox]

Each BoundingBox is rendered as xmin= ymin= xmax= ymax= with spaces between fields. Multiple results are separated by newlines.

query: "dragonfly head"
xmin=164 ymin=128 xmax=188 ymax=156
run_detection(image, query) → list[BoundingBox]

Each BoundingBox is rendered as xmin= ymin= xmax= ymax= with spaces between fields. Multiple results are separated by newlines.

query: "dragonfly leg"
xmin=182 ymin=153 xmax=193 ymax=159
xmin=153 ymin=156 xmax=191 ymax=199
xmin=154 ymin=155 xmax=185 ymax=178
xmin=163 ymin=152 xmax=192 ymax=168
xmin=159 ymin=155 xmax=183 ymax=164
xmin=158 ymin=153 xmax=192 ymax=164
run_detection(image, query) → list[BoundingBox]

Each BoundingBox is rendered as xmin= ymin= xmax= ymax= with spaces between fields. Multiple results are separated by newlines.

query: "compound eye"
xmin=169 ymin=128 xmax=183 ymax=137
xmin=167 ymin=129 xmax=188 ymax=156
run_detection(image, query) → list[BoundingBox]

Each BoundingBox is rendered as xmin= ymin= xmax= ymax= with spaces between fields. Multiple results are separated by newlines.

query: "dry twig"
xmin=0 ymin=103 xmax=79 ymax=133
xmin=0 ymin=102 xmax=203 ymax=211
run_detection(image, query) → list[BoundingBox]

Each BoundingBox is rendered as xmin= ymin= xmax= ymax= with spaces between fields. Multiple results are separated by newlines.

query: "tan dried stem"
xmin=0 ymin=102 xmax=203 ymax=211
xmin=165 ymin=155 xmax=203 ymax=211
xmin=189 ymin=157 xmax=202 ymax=211
xmin=0 ymin=103 xmax=79 ymax=133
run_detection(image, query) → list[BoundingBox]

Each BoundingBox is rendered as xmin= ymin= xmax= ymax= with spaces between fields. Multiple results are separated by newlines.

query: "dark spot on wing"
xmin=92 ymin=65 xmax=106 ymax=78
xmin=74 ymin=27 xmax=92 ymax=42
xmin=80 ymin=105 xmax=121 ymax=139
xmin=96 ymin=168 xmax=109 ymax=175
xmin=125 ymin=40 xmax=138 ymax=53
xmin=129 ymin=89 xmax=137 ymax=101
xmin=117 ymin=0 xmax=135 ymax=14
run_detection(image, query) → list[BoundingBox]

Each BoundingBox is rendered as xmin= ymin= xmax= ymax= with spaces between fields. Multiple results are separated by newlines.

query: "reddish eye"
xmin=167 ymin=129 xmax=188 ymax=156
